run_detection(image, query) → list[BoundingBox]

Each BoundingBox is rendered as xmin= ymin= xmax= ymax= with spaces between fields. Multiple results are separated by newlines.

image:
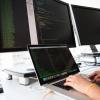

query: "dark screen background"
xmin=0 ymin=0 xmax=31 ymax=51
xmin=30 ymin=47 xmax=79 ymax=81
xmin=72 ymin=5 xmax=100 ymax=45
xmin=33 ymin=0 xmax=76 ymax=47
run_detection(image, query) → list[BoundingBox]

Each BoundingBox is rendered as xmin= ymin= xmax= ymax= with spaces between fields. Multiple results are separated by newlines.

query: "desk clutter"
xmin=0 ymin=83 xmax=3 ymax=93
xmin=79 ymin=52 xmax=100 ymax=66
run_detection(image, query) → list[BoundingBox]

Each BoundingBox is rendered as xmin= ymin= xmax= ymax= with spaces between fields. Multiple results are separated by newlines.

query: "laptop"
xmin=28 ymin=45 xmax=90 ymax=100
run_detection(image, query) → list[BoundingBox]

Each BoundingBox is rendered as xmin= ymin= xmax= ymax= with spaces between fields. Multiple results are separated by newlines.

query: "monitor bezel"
xmin=0 ymin=48 xmax=28 ymax=52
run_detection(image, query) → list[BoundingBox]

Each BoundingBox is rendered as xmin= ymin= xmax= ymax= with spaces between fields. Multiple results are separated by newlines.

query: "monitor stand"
xmin=2 ymin=51 xmax=36 ymax=85
xmin=0 ymin=83 xmax=3 ymax=93
xmin=81 ymin=45 xmax=100 ymax=66
xmin=89 ymin=45 xmax=100 ymax=65
xmin=90 ymin=45 xmax=98 ymax=53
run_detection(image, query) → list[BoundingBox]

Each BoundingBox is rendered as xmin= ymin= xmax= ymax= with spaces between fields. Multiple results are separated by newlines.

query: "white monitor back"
xmin=26 ymin=0 xmax=38 ymax=45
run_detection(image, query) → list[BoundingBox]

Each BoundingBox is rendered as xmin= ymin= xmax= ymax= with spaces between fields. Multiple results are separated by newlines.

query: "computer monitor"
xmin=0 ymin=0 xmax=31 ymax=52
xmin=0 ymin=0 xmax=35 ymax=73
xmin=31 ymin=0 xmax=76 ymax=47
xmin=71 ymin=5 xmax=100 ymax=52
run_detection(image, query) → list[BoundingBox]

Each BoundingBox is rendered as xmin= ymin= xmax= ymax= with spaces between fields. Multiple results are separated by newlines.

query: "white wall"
xmin=61 ymin=0 xmax=91 ymax=6
xmin=90 ymin=0 xmax=100 ymax=8
xmin=61 ymin=0 xmax=100 ymax=8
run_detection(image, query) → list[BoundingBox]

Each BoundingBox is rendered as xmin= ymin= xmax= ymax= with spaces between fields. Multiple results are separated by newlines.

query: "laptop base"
xmin=45 ymin=84 xmax=90 ymax=100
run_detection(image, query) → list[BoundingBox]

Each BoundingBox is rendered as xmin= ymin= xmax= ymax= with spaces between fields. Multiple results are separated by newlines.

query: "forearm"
xmin=85 ymin=84 xmax=100 ymax=100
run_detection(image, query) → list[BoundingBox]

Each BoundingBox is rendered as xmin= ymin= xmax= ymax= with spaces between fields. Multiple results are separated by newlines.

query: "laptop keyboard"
xmin=53 ymin=80 xmax=72 ymax=90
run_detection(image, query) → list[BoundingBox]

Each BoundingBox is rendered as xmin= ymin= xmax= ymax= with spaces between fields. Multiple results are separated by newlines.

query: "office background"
xmin=0 ymin=0 xmax=100 ymax=100
xmin=0 ymin=0 xmax=100 ymax=84
xmin=0 ymin=0 xmax=99 ymax=83
xmin=0 ymin=0 xmax=99 ymax=72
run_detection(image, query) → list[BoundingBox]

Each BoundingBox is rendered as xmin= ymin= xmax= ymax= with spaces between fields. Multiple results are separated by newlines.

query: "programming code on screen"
xmin=33 ymin=0 xmax=75 ymax=46
xmin=30 ymin=47 xmax=77 ymax=81
xmin=0 ymin=0 xmax=31 ymax=50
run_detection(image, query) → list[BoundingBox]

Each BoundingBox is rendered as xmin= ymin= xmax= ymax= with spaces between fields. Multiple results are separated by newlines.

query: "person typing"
xmin=64 ymin=71 xmax=100 ymax=100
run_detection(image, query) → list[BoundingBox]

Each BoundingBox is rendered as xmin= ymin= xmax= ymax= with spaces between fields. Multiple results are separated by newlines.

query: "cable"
xmin=42 ymin=89 xmax=54 ymax=100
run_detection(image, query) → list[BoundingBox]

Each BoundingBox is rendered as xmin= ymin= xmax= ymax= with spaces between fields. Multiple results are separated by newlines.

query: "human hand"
xmin=89 ymin=71 xmax=100 ymax=85
xmin=64 ymin=74 xmax=92 ymax=94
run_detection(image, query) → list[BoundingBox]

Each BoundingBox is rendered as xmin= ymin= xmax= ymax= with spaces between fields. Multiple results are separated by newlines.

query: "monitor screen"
xmin=0 ymin=0 xmax=31 ymax=52
xmin=72 ymin=5 xmax=100 ymax=45
xmin=33 ymin=0 xmax=76 ymax=47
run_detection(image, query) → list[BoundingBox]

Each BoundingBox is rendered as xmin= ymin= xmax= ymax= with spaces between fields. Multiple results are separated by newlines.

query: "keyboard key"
xmin=53 ymin=80 xmax=72 ymax=90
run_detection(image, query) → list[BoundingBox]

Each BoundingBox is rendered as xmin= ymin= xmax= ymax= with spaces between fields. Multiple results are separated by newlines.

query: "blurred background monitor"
xmin=32 ymin=0 xmax=76 ymax=47
xmin=0 ymin=0 xmax=34 ymax=72
xmin=0 ymin=0 xmax=31 ymax=52
xmin=72 ymin=5 xmax=100 ymax=52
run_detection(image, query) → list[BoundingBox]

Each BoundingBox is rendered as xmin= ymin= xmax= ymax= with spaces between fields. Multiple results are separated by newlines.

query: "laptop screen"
xmin=28 ymin=45 xmax=79 ymax=85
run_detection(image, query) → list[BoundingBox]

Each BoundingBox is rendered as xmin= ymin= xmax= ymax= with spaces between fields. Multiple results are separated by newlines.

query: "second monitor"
xmin=32 ymin=0 xmax=76 ymax=47
xmin=72 ymin=5 xmax=100 ymax=52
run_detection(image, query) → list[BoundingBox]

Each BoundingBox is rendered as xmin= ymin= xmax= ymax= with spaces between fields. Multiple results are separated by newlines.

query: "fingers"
xmin=94 ymin=75 xmax=100 ymax=80
xmin=95 ymin=78 xmax=100 ymax=83
xmin=92 ymin=75 xmax=100 ymax=83
xmin=64 ymin=74 xmax=93 ymax=94
xmin=65 ymin=75 xmax=74 ymax=81
xmin=64 ymin=75 xmax=78 ymax=86
xmin=89 ymin=72 xmax=97 ymax=79
xmin=64 ymin=81 xmax=72 ymax=86
xmin=89 ymin=71 xmax=100 ymax=84
xmin=64 ymin=77 xmax=73 ymax=86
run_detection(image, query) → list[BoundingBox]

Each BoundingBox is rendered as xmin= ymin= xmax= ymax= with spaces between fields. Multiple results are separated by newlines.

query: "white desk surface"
xmin=3 ymin=65 xmax=35 ymax=74
xmin=0 ymin=66 xmax=100 ymax=100
xmin=1 ymin=78 xmax=73 ymax=100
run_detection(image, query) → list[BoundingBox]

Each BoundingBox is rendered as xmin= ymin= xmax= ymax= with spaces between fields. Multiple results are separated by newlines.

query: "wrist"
xmin=85 ymin=83 xmax=97 ymax=95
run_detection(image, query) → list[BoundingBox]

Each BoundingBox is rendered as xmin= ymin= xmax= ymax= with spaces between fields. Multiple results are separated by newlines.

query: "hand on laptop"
xmin=89 ymin=71 xmax=100 ymax=85
xmin=64 ymin=71 xmax=100 ymax=100
xmin=64 ymin=74 xmax=91 ymax=94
